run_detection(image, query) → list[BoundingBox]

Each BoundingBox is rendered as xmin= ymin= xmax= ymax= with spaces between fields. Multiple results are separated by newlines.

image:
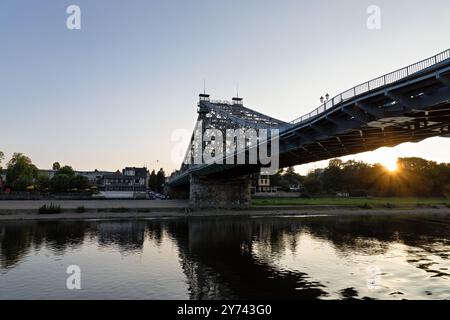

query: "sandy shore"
xmin=0 ymin=200 xmax=449 ymax=221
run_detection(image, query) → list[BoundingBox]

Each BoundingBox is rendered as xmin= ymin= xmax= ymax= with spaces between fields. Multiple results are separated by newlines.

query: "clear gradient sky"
xmin=1 ymin=0 xmax=450 ymax=174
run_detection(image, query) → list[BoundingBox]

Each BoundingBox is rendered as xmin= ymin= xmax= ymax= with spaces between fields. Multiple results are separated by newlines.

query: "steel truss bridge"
xmin=168 ymin=49 xmax=450 ymax=187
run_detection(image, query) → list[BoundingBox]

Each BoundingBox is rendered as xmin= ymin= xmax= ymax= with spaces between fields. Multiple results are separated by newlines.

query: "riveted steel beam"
xmin=437 ymin=73 xmax=450 ymax=88
xmin=341 ymin=107 xmax=373 ymax=123
xmin=355 ymin=101 xmax=384 ymax=118
xmin=384 ymin=91 xmax=416 ymax=111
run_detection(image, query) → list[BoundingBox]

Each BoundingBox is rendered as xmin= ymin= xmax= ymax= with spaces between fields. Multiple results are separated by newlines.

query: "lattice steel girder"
xmin=200 ymin=101 xmax=289 ymax=130
xmin=179 ymin=100 xmax=287 ymax=177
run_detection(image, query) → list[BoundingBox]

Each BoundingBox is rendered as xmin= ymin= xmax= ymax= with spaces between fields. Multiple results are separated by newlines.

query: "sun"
xmin=383 ymin=159 xmax=398 ymax=172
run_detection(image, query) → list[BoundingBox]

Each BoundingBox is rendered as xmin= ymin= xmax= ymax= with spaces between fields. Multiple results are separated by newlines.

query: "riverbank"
xmin=0 ymin=199 xmax=187 ymax=214
xmin=0 ymin=199 xmax=449 ymax=221
xmin=253 ymin=196 xmax=450 ymax=207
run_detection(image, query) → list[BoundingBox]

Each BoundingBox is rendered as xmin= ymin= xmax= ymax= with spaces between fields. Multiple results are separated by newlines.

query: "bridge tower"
xmin=189 ymin=93 xmax=253 ymax=209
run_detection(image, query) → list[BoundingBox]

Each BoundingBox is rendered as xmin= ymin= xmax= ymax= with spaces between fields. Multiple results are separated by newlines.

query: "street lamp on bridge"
xmin=320 ymin=93 xmax=330 ymax=104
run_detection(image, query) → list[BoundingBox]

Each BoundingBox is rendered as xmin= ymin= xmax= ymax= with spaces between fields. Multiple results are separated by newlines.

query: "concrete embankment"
xmin=0 ymin=200 xmax=449 ymax=221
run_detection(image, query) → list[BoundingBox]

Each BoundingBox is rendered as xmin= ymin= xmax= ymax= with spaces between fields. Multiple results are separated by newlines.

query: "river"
xmin=0 ymin=214 xmax=449 ymax=299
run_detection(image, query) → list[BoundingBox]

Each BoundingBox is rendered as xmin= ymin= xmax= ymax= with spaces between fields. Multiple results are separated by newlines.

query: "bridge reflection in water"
xmin=1 ymin=216 xmax=449 ymax=299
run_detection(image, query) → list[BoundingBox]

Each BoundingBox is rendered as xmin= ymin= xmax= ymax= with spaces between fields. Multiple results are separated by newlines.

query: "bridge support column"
xmin=164 ymin=184 xmax=189 ymax=200
xmin=189 ymin=174 xmax=252 ymax=209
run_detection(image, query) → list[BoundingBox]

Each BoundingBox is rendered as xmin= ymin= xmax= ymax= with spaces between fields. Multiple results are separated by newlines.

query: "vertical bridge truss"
xmin=179 ymin=98 xmax=291 ymax=174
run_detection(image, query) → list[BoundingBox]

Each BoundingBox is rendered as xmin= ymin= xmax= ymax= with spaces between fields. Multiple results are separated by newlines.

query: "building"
xmin=122 ymin=167 xmax=150 ymax=187
xmin=251 ymin=174 xmax=277 ymax=193
xmin=77 ymin=170 xmax=113 ymax=186
xmin=101 ymin=167 xmax=149 ymax=192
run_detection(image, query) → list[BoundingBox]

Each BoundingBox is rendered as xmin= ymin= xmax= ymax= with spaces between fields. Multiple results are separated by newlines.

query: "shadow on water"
xmin=1 ymin=213 xmax=449 ymax=299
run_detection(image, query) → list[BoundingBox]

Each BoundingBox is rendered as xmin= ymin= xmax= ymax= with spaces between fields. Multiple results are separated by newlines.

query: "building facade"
xmin=251 ymin=174 xmax=277 ymax=193
xmin=101 ymin=167 xmax=149 ymax=192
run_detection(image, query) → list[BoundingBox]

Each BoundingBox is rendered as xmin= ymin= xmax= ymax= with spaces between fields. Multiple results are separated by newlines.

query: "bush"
xmin=385 ymin=203 xmax=396 ymax=209
xmin=358 ymin=203 xmax=372 ymax=210
xmin=75 ymin=206 xmax=86 ymax=213
xmin=349 ymin=190 xmax=368 ymax=197
xmin=38 ymin=203 xmax=62 ymax=214
xmin=299 ymin=192 xmax=311 ymax=198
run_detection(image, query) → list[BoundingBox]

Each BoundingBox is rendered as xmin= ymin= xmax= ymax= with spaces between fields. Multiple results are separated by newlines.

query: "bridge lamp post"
xmin=320 ymin=93 xmax=330 ymax=105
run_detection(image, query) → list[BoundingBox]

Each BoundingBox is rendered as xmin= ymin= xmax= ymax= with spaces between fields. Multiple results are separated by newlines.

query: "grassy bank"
xmin=252 ymin=197 xmax=450 ymax=208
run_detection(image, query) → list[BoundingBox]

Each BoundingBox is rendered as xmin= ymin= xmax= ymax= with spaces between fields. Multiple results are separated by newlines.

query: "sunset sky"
xmin=1 ymin=0 xmax=450 ymax=174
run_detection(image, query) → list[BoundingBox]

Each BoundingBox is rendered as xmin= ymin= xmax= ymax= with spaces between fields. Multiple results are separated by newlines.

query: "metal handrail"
xmin=210 ymin=99 xmax=234 ymax=105
xmin=291 ymin=49 xmax=450 ymax=125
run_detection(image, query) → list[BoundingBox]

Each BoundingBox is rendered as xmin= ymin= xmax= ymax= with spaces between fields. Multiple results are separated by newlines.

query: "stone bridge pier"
xmin=189 ymin=174 xmax=252 ymax=209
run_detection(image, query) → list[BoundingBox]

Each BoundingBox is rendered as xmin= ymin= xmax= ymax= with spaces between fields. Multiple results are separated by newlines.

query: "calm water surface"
xmin=0 ymin=214 xmax=449 ymax=300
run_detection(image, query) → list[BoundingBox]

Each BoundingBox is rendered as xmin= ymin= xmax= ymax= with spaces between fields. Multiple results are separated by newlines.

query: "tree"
xmin=283 ymin=167 xmax=303 ymax=189
xmin=5 ymin=153 xmax=38 ymax=191
xmin=303 ymin=170 xmax=322 ymax=195
xmin=341 ymin=160 xmax=371 ymax=195
xmin=321 ymin=159 xmax=344 ymax=193
xmin=69 ymin=175 xmax=90 ymax=190
xmin=329 ymin=159 xmax=344 ymax=169
xmin=149 ymin=170 xmax=157 ymax=191
xmin=285 ymin=167 xmax=296 ymax=176
xmin=249 ymin=157 xmax=450 ymax=197
xmin=0 ymin=151 xmax=4 ymax=174
xmin=156 ymin=168 xmax=166 ymax=193
xmin=50 ymin=174 xmax=71 ymax=192
xmin=432 ymin=163 xmax=450 ymax=196
xmin=270 ymin=169 xmax=290 ymax=191
xmin=36 ymin=174 xmax=50 ymax=191
xmin=56 ymin=165 xmax=75 ymax=177
xmin=52 ymin=162 xmax=61 ymax=171
xmin=396 ymin=157 xmax=438 ymax=196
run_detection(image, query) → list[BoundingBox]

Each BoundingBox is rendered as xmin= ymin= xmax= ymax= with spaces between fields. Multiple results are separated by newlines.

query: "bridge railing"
xmin=210 ymin=99 xmax=234 ymax=105
xmin=291 ymin=49 xmax=450 ymax=125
